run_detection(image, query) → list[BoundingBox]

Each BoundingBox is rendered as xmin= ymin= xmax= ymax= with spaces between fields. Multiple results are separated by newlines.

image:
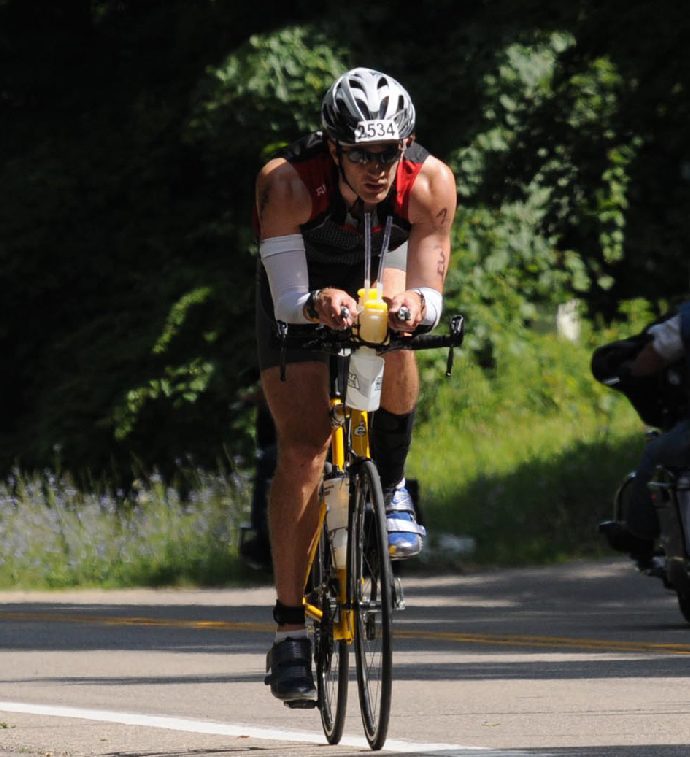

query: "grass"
xmin=0 ymin=467 xmax=254 ymax=588
xmin=407 ymin=329 xmax=644 ymax=567
xmin=0 ymin=324 xmax=651 ymax=587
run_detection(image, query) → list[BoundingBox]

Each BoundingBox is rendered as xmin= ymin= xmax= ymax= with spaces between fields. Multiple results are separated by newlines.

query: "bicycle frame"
xmin=277 ymin=312 xmax=464 ymax=746
xmin=287 ymin=317 xmax=464 ymax=639
xmin=303 ymin=354 xmax=371 ymax=644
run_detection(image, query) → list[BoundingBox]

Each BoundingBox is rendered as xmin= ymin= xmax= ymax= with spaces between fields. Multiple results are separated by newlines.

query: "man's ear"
xmin=326 ymin=138 xmax=339 ymax=163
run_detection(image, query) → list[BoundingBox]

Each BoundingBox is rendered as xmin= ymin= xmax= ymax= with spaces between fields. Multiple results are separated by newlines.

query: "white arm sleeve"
xmin=259 ymin=234 xmax=311 ymax=324
xmin=648 ymin=315 xmax=684 ymax=362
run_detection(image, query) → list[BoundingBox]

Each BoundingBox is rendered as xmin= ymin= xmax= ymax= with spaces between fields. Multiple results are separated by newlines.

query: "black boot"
xmin=599 ymin=520 xmax=654 ymax=560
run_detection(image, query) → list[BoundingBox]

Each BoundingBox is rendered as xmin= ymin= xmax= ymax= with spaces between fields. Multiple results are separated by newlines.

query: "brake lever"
xmin=445 ymin=345 xmax=455 ymax=377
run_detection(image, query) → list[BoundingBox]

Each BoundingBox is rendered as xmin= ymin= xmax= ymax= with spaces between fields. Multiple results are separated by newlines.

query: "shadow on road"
xmin=3 ymin=740 xmax=690 ymax=757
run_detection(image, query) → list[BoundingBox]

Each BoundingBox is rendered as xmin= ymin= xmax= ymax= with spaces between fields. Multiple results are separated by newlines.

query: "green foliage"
xmin=0 ymin=8 xmax=346 ymax=479
xmin=0 ymin=321 xmax=654 ymax=587
xmin=0 ymin=467 xmax=253 ymax=588
xmin=186 ymin=25 xmax=346 ymax=158
xmin=442 ymin=30 xmax=641 ymax=351
xmin=1 ymin=0 xmax=689 ymax=490
xmin=410 ymin=327 xmax=644 ymax=566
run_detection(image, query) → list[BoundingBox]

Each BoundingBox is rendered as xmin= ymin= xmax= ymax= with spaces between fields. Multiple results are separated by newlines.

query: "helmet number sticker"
xmin=354 ymin=120 xmax=400 ymax=142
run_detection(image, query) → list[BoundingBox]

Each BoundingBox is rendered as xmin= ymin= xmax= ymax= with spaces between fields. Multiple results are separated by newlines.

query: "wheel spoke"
xmin=352 ymin=460 xmax=392 ymax=750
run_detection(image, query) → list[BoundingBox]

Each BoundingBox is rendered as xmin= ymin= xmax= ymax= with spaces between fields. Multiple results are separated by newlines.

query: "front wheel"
xmin=350 ymin=459 xmax=393 ymax=750
xmin=312 ymin=525 xmax=349 ymax=743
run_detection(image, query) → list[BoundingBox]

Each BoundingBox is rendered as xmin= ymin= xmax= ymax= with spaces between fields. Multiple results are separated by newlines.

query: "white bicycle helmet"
xmin=321 ymin=67 xmax=416 ymax=144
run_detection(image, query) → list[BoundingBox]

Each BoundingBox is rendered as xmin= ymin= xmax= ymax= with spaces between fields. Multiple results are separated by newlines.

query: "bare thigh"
xmin=261 ymin=361 xmax=332 ymax=455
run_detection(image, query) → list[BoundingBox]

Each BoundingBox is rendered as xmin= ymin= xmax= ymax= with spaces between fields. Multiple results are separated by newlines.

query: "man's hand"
xmin=311 ymin=287 xmax=358 ymax=330
xmin=387 ymin=290 xmax=426 ymax=331
xmin=630 ymin=342 xmax=668 ymax=377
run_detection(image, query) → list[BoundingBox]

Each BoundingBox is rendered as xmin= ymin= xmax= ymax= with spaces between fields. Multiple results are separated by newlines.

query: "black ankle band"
xmin=273 ymin=600 xmax=305 ymax=625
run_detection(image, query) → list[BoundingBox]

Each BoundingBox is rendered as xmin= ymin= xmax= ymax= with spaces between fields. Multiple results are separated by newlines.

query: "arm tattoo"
xmin=435 ymin=207 xmax=448 ymax=226
xmin=436 ymin=247 xmax=447 ymax=278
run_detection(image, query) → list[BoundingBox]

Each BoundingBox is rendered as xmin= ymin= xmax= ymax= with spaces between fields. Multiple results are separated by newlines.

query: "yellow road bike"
xmin=277 ymin=314 xmax=464 ymax=750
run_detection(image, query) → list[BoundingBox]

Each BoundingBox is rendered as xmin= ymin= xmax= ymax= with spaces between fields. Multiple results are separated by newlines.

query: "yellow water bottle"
xmin=357 ymin=287 xmax=388 ymax=344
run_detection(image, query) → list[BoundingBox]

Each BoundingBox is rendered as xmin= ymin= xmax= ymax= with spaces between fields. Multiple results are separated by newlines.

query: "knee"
xmin=277 ymin=428 xmax=330 ymax=473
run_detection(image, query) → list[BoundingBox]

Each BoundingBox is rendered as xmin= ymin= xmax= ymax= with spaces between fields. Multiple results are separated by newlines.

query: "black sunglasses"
xmin=342 ymin=144 xmax=403 ymax=167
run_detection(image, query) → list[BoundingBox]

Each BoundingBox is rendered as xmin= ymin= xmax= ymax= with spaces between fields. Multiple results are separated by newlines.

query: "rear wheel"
xmin=676 ymin=590 xmax=690 ymax=625
xmin=350 ymin=459 xmax=393 ymax=750
xmin=312 ymin=525 xmax=349 ymax=743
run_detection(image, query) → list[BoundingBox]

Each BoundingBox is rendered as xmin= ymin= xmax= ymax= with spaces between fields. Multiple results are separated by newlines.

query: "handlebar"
xmin=276 ymin=314 xmax=465 ymax=381
xmin=342 ymin=304 xmax=411 ymax=322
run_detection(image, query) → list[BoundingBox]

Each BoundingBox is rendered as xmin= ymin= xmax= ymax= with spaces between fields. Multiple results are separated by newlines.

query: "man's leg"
xmin=261 ymin=360 xmax=330 ymax=702
xmin=373 ymin=261 xmax=426 ymax=558
xmin=375 ymin=349 xmax=419 ymax=488
xmin=240 ymin=394 xmax=276 ymax=570
xmin=374 ymin=350 xmax=427 ymax=559
xmin=628 ymin=420 xmax=690 ymax=538
xmin=262 ymin=361 xmax=331 ymax=617
xmin=375 ymin=264 xmax=419 ymax=488
xmin=602 ymin=420 xmax=690 ymax=561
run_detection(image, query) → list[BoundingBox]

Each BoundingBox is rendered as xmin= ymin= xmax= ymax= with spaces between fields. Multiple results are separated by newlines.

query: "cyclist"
xmin=600 ymin=302 xmax=690 ymax=561
xmin=238 ymin=388 xmax=276 ymax=571
xmin=255 ymin=67 xmax=457 ymax=703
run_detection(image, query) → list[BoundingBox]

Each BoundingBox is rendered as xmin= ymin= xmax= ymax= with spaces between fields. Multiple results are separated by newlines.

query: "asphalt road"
xmin=2 ymin=558 xmax=690 ymax=756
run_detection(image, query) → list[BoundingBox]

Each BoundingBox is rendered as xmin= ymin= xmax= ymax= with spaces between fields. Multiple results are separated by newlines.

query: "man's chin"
xmin=360 ymin=187 xmax=389 ymax=203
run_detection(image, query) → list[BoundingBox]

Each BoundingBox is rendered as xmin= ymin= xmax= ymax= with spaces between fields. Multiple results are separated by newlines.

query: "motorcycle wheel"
xmin=676 ymin=590 xmax=690 ymax=624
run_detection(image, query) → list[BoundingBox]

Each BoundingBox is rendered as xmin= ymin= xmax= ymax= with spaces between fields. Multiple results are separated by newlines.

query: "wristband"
xmin=413 ymin=287 xmax=443 ymax=327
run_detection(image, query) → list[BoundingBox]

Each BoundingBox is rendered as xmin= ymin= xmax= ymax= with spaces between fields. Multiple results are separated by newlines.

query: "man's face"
xmin=329 ymin=141 xmax=403 ymax=204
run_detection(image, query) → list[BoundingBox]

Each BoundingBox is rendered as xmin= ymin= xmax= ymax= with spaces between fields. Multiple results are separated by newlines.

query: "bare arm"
xmin=388 ymin=155 xmax=457 ymax=328
xmin=255 ymin=158 xmax=311 ymax=238
xmin=255 ymin=159 xmax=357 ymax=326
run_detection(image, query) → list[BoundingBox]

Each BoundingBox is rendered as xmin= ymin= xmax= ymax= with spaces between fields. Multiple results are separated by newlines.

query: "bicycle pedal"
xmin=284 ymin=698 xmax=319 ymax=710
xmin=393 ymin=576 xmax=406 ymax=610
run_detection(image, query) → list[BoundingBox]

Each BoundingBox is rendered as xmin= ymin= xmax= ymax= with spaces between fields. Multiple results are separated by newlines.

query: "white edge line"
xmin=0 ymin=701 xmax=485 ymax=753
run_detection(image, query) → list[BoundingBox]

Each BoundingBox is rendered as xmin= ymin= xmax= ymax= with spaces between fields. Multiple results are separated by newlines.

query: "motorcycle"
xmin=592 ymin=326 xmax=690 ymax=623
xmin=603 ymin=453 xmax=690 ymax=623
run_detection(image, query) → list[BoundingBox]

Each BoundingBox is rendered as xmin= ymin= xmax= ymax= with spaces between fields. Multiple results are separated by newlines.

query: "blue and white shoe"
xmin=384 ymin=484 xmax=426 ymax=559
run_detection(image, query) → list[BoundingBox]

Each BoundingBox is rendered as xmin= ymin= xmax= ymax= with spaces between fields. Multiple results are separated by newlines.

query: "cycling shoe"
xmin=385 ymin=485 xmax=426 ymax=560
xmin=264 ymin=637 xmax=316 ymax=703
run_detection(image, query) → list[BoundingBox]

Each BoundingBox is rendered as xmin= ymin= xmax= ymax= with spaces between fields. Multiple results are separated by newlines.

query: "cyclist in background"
xmin=255 ymin=67 xmax=457 ymax=703
xmin=601 ymin=303 xmax=690 ymax=561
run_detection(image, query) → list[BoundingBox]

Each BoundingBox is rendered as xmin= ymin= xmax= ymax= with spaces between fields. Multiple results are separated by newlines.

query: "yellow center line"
xmin=0 ymin=611 xmax=272 ymax=633
xmin=394 ymin=628 xmax=690 ymax=655
xmin=2 ymin=611 xmax=690 ymax=655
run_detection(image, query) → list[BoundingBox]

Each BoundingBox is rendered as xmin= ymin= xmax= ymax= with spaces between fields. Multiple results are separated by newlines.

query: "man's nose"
xmin=365 ymin=158 xmax=385 ymax=172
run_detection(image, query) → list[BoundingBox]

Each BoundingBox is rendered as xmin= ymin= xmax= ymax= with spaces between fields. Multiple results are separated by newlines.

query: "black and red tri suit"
xmin=255 ymin=130 xmax=430 ymax=369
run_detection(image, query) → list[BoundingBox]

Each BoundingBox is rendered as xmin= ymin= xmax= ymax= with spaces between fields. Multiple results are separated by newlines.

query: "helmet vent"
xmin=378 ymin=96 xmax=389 ymax=119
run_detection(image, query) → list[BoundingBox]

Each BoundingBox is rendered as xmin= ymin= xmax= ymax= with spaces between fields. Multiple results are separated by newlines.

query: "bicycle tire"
xmin=350 ymin=459 xmax=393 ymax=750
xmin=312 ymin=524 xmax=349 ymax=743
xmin=677 ymin=589 xmax=690 ymax=624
